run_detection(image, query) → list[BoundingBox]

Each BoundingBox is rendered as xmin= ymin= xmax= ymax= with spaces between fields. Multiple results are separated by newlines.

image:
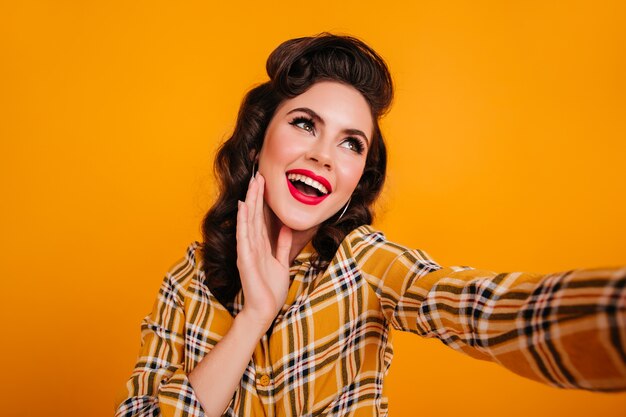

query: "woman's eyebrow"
xmin=287 ymin=107 xmax=323 ymax=124
xmin=286 ymin=107 xmax=370 ymax=145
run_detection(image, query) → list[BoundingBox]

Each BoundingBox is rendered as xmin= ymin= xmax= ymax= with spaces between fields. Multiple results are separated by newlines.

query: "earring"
xmin=336 ymin=198 xmax=351 ymax=222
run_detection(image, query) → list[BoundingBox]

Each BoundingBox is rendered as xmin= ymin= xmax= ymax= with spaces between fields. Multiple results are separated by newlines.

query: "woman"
xmin=115 ymin=33 xmax=626 ymax=417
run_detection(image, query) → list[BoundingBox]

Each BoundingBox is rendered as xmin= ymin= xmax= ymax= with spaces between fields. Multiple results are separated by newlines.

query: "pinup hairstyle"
xmin=201 ymin=33 xmax=394 ymax=306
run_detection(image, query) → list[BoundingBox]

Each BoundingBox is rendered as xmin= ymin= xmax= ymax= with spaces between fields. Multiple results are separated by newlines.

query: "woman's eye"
xmin=340 ymin=138 xmax=365 ymax=154
xmin=289 ymin=116 xmax=315 ymax=133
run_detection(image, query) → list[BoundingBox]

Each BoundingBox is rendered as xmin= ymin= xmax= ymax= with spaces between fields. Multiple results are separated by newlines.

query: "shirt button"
xmin=259 ymin=374 xmax=271 ymax=386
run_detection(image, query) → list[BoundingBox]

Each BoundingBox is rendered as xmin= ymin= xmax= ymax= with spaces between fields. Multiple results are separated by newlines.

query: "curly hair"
xmin=201 ymin=33 xmax=394 ymax=307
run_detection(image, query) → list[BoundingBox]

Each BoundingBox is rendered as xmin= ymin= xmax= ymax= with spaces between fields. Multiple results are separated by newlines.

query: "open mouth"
xmin=287 ymin=173 xmax=329 ymax=197
xmin=285 ymin=169 xmax=332 ymax=205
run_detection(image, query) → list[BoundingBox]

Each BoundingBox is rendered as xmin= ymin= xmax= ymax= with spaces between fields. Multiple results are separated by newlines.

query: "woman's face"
xmin=258 ymin=81 xmax=373 ymax=233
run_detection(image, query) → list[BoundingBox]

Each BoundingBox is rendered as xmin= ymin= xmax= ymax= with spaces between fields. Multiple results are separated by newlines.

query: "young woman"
xmin=115 ymin=34 xmax=626 ymax=417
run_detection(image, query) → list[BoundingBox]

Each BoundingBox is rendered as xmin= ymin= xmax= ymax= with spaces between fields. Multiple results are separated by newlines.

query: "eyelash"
xmin=289 ymin=116 xmax=315 ymax=133
xmin=288 ymin=116 xmax=366 ymax=155
xmin=343 ymin=137 xmax=365 ymax=154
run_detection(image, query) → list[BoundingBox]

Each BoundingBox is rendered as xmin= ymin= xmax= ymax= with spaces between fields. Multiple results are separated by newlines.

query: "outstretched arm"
xmin=361 ymin=242 xmax=626 ymax=391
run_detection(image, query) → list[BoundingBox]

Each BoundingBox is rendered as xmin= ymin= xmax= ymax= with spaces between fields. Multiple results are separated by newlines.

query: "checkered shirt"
xmin=115 ymin=225 xmax=626 ymax=416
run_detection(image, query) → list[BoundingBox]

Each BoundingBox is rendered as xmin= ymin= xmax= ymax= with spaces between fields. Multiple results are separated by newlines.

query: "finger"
xmin=275 ymin=225 xmax=293 ymax=267
xmin=236 ymin=200 xmax=251 ymax=259
xmin=236 ymin=201 xmax=259 ymax=293
xmin=245 ymin=179 xmax=258 ymax=242
xmin=245 ymin=176 xmax=258 ymax=227
xmin=254 ymin=174 xmax=266 ymax=242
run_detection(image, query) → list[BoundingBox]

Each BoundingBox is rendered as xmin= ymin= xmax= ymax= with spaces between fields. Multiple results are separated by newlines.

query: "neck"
xmin=264 ymin=203 xmax=317 ymax=265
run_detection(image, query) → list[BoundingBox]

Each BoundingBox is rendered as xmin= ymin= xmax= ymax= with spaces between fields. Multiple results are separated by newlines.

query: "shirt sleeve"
xmin=115 ymin=244 xmax=206 ymax=417
xmin=361 ymin=244 xmax=626 ymax=391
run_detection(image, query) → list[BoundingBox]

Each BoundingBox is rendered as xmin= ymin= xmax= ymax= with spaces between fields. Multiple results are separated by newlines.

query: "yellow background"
xmin=1 ymin=1 xmax=625 ymax=416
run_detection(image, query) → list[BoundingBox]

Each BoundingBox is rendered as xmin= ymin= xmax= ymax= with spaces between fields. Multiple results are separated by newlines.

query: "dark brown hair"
xmin=201 ymin=33 xmax=394 ymax=306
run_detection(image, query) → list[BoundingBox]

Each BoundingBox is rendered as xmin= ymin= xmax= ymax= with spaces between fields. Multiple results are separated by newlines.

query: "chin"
xmin=277 ymin=206 xmax=331 ymax=233
xmin=279 ymin=213 xmax=323 ymax=232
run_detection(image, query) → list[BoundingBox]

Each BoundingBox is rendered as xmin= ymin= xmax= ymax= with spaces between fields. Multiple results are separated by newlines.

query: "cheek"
xmin=261 ymin=127 xmax=300 ymax=164
xmin=336 ymin=157 xmax=366 ymax=194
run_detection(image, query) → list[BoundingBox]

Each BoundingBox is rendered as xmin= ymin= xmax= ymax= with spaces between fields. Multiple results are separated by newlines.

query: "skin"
xmin=258 ymin=81 xmax=374 ymax=262
xmin=189 ymin=81 xmax=375 ymax=416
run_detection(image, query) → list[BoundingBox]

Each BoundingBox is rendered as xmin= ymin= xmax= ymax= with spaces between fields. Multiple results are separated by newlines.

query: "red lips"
xmin=285 ymin=169 xmax=332 ymax=206
xmin=286 ymin=169 xmax=332 ymax=192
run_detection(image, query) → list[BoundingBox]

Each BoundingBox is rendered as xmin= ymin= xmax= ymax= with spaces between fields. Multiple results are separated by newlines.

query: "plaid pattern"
xmin=116 ymin=225 xmax=626 ymax=417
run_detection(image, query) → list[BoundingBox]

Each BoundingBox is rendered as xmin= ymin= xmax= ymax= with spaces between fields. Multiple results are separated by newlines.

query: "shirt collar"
xmin=292 ymin=240 xmax=316 ymax=266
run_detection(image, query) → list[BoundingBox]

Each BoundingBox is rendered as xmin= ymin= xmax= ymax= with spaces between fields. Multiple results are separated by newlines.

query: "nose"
xmin=306 ymin=139 xmax=333 ymax=170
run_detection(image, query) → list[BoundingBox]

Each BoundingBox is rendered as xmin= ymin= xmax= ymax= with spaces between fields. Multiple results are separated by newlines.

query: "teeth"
xmin=287 ymin=173 xmax=329 ymax=195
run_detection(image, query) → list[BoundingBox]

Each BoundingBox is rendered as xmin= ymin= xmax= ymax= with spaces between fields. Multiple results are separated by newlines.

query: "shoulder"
xmin=159 ymin=242 xmax=203 ymax=305
xmin=341 ymin=225 xmax=437 ymax=265
xmin=339 ymin=225 xmax=441 ymax=285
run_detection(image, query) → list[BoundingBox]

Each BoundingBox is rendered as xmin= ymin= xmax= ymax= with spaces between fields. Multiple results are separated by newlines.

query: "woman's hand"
xmin=236 ymin=173 xmax=293 ymax=331
xmin=188 ymin=178 xmax=292 ymax=415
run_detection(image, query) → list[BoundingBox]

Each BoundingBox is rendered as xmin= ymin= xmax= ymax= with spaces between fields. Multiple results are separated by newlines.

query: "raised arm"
xmin=115 ymin=174 xmax=292 ymax=417
xmin=187 ymin=174 xmax=292 ymax=416
xmin=359 ymin=237 xmax=626 ymax=391
xmin=115 ymin=250 xmax=270 ymax=417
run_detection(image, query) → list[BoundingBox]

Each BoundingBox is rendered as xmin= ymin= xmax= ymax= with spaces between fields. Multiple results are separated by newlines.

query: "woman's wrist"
xmin=236 ymin=308 xmax=275 ymax=338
